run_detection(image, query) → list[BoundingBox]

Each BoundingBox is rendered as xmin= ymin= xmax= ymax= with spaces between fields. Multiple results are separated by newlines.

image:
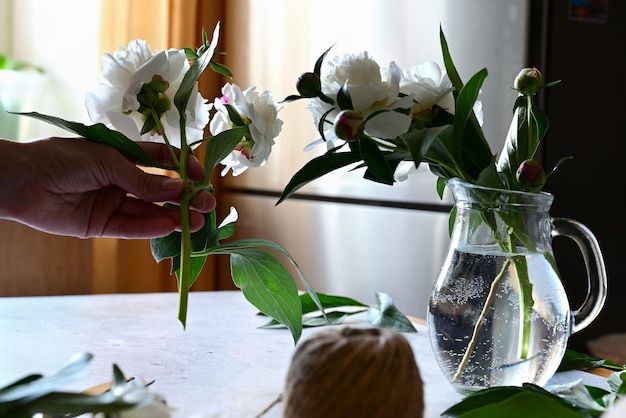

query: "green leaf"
xmin=110 ymin=364 xmax=127 ymax=393
xmin=183 ymin=46 xmax=199 ymax=59
xmin=301 ymin=311 xmax=353 ymax=326
xmin=453 ymin=71 xmax=495 ymax=181
xmin=440 ymin=28 xmax=487 ymax=137
xmin=300 ymin=292 xmax=368 ymax=315
xmin=197 ymin=238 xmax=324 ymax=343
xmin=3 ymin=392 xmax=138 ymax=417
xmin=173 ymin=23 xmax=219 ymax=118
xmin=336 ymin=81 xmax=353 ymax=110
xmin=229 ymin=248 xmax=302 ymax=343
xmin=313 ymin=44 xmax=334 ymax=75
xmin=607 ymin=371 xmax=626 ymax=395
xmin=558 ymin=349 xmax=624 ymax=372
xmin=439 ymin=27 xmax=494 ymax=183
xmin=210 ymin=60 xmax=233 ymax=78
xmin=259 ymin=292 xmax=368 ymax=329
xmin=151 ymin=209 xmax=216 ymax=289
xmin=12 ymin=113 xmax=171 ymax=169
xmin=202 ymin=126 xmax=248 ymax=174
xmin=358 ymin=137 xmax=394 ymax=184
xmin=260 ymin=310 xmax=358 ymax=328
xmin=225 ymin=104 xmax=246 ymax=127
xmin=151 ymin=231 xmax=181 ymax=263
xmin=208 ymin=239 xmax=324 ymax=314
xmin=277 ymin=151 xmax=362 ymax=204
xmin=0 ymin=352 xmax=93 ymax=403
xmin=452 ymin=68 xmax=487 ymax=143
xmin=151 ymin=208 xmax=216 ymax=263
xmin=442 ymin=384 xmax=582 ymax=418
xmin=366 ymin=292 xmax=417 ymax=333
xmin=281 ymin=94 xmax=305 ymax=103
xmin=401 ymin=125 xmax=449 ymax=168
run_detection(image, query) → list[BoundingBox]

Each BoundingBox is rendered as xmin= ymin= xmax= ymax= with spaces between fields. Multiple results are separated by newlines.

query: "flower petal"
xmin=365 ymin=110 xmax=411 ymax=139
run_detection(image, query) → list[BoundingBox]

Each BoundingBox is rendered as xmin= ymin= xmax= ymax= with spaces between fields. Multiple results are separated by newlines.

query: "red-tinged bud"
xmin=296 ymin=72 xmax=322 ymax=98
xmin=514 ymin=68 xmax=543 ymax=95
xmin=334 ymin=110 xmax=364 ymax=141
xmin=516 ymin=159 xmax=546 ymax=192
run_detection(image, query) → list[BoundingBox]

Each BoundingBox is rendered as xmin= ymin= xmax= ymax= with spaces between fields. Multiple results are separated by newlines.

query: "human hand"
xmin=0 ymin=138 xmax=216 ymax=239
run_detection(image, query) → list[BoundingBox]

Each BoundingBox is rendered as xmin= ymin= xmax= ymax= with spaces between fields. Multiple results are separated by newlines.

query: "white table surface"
xmin=0 ymin=291 xmax=610 ymax=417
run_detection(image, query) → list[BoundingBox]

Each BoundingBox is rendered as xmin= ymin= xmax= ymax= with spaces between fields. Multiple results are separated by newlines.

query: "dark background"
xmin=532 ymin=0 xmax=625 ymax=351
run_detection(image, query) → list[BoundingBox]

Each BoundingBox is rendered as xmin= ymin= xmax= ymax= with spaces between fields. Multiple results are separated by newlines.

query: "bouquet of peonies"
xmin=17 ymin=23 xmax=321 ymax=344
xmin=277 ymin=28 xmax=565 ymax=366
xmin=279 ymin=29 xmax=563 ymax=202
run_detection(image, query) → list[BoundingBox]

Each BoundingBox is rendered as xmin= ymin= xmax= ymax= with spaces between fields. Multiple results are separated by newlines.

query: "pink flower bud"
xmin=516 ymin=159 xmax=546 ymax=192
xmin=296 ymin=72 xmax=322 ymax=98
xmin=513 ymin=68 xmax=543 ymax=95
xmin=334 ymin=110 xmax=364 ymax=141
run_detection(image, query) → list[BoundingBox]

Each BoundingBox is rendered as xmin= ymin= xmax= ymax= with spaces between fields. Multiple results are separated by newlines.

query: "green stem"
xmin=176 ymin=112 xmax=191 ymax=328
xmin=451 ymin=257 xmax=512 ymax=382
xmin=177 ymin=191 xmax=192 ymax=328
xmin=512 ymin=255 xmax=533 ymax=358
xmin=525 ymin=94 xmax=535 ymax=155
xmin=149 ymin=104 xmax=192 ymax=328
xmin=149 ymin=108 xmax=180 ymax=167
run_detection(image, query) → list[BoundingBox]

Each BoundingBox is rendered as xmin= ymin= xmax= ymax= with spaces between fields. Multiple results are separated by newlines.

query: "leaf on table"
xmin=259 ymin=292 xmax=367 ymax=328
xmin=259 ymin=311 xmax=357 ymax=329
xmin=300 ymin=292 xmax=368 ymax=314
xmin=558 ymin=349 xmax=625 ymax=372
xmin=607 ymin=371 xmax=626 ymax=396
xmin=0 ymin=352 xmax=93 ymax=403
xmin=442 ymin=384 xmax=584 ymax=418
xmin=546 ymin=379 xmax=606 ymax=414
xmin=367 ymin=292 xmax=417 ymax=333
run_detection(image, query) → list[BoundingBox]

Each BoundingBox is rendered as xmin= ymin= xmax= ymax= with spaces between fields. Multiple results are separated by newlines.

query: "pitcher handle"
xmin=551 ymin=217 xmax=608 ymax=334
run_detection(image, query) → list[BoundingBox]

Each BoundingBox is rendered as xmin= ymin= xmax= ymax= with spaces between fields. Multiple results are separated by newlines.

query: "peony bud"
xmin=334 ymin=110 xmax=364 ymax=141
xmin=516 ymin=159 xmax=546 ymax=192
xmin=513 ymin=68 xmax=543 ymax=95
xmin=296 ymin=72 xmax=322 ymax=98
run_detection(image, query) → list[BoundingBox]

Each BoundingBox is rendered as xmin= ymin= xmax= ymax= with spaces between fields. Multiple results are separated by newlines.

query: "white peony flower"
xmin=400 ymin=62 xmax=454 ymax=116
xmin=210 ymin=83 xmax=283 ymax=176
xmin=400 ymin=62 xmax=484 ymax=125
xmin=85 ymin=39 xmax=212 ymax=150
xmin=305 ymin=51 xmax=412 ymax=150
xmin=322 ymin=51 xmax=391 ymax=112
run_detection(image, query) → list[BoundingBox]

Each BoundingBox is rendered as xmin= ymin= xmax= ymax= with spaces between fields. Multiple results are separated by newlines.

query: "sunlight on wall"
xmin=0 ymin=0 xmax=102 ymax=140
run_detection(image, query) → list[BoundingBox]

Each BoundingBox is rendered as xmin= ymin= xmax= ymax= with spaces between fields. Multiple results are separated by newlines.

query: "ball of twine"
xmin=282 ymin=327 xmax=424 ymax=418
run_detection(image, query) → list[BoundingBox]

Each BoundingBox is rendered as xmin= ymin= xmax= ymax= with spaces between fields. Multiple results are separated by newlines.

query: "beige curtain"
xmin=93 ymin=0 xmax=227 ymax=294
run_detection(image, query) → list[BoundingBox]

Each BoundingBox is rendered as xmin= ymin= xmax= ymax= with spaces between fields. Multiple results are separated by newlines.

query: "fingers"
xmin=96 ymin=197 xmax=208 ymax=239
xmin=189 ymin=189 xmax=216 ymax=212
xmin=138 ymin=142 xmax=206 ymax=180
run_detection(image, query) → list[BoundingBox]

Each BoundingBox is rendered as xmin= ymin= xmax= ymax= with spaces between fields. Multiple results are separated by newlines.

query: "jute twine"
xmin=282 ymin=327 xmax=424 ymax=418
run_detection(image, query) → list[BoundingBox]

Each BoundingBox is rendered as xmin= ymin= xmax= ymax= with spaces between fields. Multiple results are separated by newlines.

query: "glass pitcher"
xmin=427 ymin=178 xmax=607 ymax=393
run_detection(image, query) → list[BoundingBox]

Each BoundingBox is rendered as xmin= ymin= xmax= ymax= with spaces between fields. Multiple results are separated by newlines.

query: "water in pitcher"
xmin=427 ymin=248 xmax=571 ymax=393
